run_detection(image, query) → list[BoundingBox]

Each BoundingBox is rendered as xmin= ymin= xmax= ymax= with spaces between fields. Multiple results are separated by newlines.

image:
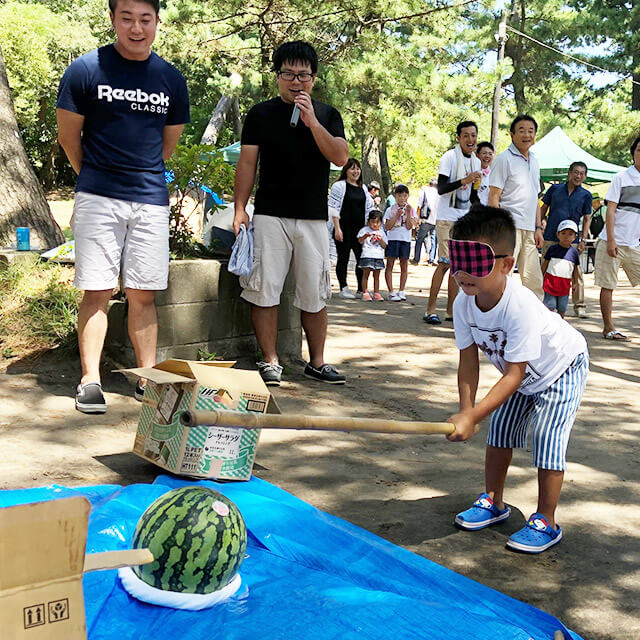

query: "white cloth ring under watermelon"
xmin=118 ymin=567 xmax=242 ymax=610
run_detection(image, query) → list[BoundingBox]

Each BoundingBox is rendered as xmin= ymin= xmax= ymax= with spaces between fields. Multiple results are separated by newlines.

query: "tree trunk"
xmin=200 ymin=95 xmax=235 ymax=145
xmin=633 ymin=49 xmax=640 ymax=111
xmin=504 ymin=0 xmax=527 ymax=114
xmin=361 ymin=135 xmax=382 ymax=189
xmin=227 ymin=97 xmax=242 ymax=138
xmin=0 ymin=45 xmax=64 ymax=250
xmin=379 ymin=141 xmax=392 ymax=195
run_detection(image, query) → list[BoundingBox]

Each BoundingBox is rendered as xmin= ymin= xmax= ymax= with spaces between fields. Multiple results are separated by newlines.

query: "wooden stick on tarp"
xmin=179 ymin=409 xmax=475 ymax=436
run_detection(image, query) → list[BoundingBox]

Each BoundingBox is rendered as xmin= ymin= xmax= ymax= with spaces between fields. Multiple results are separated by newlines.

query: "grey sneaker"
xmin=304 ymin=363 xmax=346 ymax=384
xmin=257 ymin=361 xmax=283 ymax=386
xmin=575 ymin=308 xmax=587 ymax=318
xmin=76 ymin=382 xmax=107 ymax=414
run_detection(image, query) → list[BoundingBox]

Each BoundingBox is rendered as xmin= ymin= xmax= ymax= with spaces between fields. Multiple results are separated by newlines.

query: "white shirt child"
xmin=383 ymin=204 xmax=416 ymax=242
xmin=453 ymin=277 xmax=587 ymax=395
xmin=357 ymin=225 xmax=387 ymax=259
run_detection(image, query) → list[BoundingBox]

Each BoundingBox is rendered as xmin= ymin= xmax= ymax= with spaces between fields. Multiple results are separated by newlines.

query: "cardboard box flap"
xmin=0 ymin=497 xmax=90 ymax=591
xmin=188 ymin=361 xmax=269 ymax=395
xmin=117 ymin=366 xmax=194 ymax=385
xmin=118 ymin=359 xmax=237 ymax=384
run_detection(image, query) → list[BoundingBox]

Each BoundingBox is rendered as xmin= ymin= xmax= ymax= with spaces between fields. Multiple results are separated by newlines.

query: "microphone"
xmin=290 ymin=104 xmax=300 ymax=128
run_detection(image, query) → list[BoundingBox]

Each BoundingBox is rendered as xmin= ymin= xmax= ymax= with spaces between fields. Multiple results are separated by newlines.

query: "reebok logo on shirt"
xmin=97 ymin=84 xmax=169 ymax=113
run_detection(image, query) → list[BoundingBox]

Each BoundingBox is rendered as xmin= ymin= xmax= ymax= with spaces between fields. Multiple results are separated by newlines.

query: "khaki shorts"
xmin=594 ymin=239 xmax=640 ymax=289
xmin=513 ymin=228 xmax=543 ymax=300
xmin=71 ymin=191 xmax=169 ymax=291
xmin=436 ymin=220 xmax=454 ymax=263
xmin=240 ymin=215 xmax=331 ymax=313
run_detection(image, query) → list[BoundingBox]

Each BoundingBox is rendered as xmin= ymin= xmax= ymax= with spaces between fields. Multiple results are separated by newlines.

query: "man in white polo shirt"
xmin=595 ymin=134 xmax=640 ymax=341
xmin=489 ymin=114 xmax=544 ymax=299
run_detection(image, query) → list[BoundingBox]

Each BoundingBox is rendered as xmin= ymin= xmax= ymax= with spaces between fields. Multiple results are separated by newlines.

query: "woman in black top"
xmin=328 ymin=158 xmax=374 ymax=298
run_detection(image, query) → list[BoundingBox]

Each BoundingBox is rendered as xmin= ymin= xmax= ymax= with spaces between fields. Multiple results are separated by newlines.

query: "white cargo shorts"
xmin=240 ymin=214 xmax=331 ymax=313
xmin=71 ymin=191 xmax=170 ymax=291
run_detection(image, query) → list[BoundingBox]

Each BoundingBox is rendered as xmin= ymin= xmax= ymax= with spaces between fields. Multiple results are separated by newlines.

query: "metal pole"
xmin=490 ymin=10 xmax=508 ymax=149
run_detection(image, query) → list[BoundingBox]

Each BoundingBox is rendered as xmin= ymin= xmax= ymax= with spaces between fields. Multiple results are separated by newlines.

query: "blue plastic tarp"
xmin=0 ymin=477 xmax=581 ymax=640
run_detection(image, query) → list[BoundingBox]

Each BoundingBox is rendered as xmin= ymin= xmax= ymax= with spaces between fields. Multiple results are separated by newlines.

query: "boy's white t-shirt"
xmin=383 ymin=204 xmax=415 ymax=242
xmin=437 ymin=148 xmax=478 ymax=222
xmin=453 ymin=277 xmax=587 ymax=395
xmin=357 ymin=225 xmax=387 ymax=259
xmin=600 ymin=165 xmax=640 ymax=247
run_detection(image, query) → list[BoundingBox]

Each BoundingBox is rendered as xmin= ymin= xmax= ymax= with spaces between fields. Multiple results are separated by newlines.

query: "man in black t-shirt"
xmin=233 ymin=41 xmax=349 ymax=386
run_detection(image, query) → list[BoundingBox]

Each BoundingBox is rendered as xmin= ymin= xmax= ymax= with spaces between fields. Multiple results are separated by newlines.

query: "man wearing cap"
xmin=368 ymin=181 xmax=381 ymax=208
xmin=539 ymin=162 xmax=592 ymax=317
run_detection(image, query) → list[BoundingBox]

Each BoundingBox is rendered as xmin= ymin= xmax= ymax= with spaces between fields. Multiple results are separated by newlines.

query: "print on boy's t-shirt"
xmin=475 ymin=328 xmax=542 ymax=389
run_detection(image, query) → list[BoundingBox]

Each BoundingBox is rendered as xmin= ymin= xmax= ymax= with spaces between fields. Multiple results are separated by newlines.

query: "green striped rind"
xmin=132 ymin=487 xmax=247 ymax=594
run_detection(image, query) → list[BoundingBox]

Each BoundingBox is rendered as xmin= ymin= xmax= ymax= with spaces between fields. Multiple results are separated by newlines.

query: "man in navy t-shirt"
xmin=232 ymin=41 xmax=349 ymax=387
xmin=540 ymin=162 xmax=592 ymax=318
xmin=56 ymin=0 xmax=189 ymax=414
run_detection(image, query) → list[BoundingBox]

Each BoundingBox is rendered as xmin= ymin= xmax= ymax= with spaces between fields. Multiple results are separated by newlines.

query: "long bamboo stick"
xmin=180 ymin=409 xmax=467 ymax=436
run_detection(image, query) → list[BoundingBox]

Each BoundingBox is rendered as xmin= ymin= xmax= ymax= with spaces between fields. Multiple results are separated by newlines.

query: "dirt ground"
xmin=1 ymin=263 xmax=639 ymax=640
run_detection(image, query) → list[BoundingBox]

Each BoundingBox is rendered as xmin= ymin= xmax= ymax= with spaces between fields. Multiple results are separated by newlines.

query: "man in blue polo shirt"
xmin=56 ymin=0 xmax=190 ymax=414
xmin=540 ymin=162 xmax=592 ymax=318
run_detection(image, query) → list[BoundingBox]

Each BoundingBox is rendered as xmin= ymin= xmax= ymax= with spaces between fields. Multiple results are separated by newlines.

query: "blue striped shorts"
xmin=487 ymin=351 xmax=589 ymax=471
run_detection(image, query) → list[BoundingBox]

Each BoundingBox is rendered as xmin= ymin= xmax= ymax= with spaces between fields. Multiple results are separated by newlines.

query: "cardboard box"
xmin=0 ymin=498 xmax=154 ymax=639
xmin=123 ymin=360 xmax=275 ymax=481
xmin=0 ymin=497 xmax=90 ymax=639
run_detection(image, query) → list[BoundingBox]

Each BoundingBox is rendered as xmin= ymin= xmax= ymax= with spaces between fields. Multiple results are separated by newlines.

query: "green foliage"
xmin=165 ymin=144 xmax=234 ymax=259
xmin=0 ymin=256 xmax=79 ymax=355
xmin=0 ymin=1 xmax=97 ymax=181
xmin=2 ymin=0 xmax=639 ymax=191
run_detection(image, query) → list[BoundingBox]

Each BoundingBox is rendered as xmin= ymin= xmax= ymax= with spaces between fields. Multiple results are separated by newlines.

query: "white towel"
xmin=449 ymin=145 xmax=480 ymax=208
xmin=119 ymin=567 xmax=242 ymax=610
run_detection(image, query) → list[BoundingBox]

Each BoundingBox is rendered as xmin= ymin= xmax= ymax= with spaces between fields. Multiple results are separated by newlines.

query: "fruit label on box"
xmin=204 ymin=427 xmax=242 ymax=458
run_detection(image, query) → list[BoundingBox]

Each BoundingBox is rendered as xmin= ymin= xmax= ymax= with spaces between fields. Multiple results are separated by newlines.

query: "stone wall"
xmin=105 ymin=258 xmax=301 ymax=365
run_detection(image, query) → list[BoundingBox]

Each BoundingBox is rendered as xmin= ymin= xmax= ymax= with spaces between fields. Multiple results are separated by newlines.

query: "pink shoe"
xmin=362 ymin=291 xmax=372 ymax=301
xmin=372 ymin=292 xmax=384 ymax=301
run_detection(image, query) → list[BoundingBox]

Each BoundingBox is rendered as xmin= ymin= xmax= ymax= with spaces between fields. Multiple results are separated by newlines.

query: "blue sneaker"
xmin=506 ymin=513 xmax=563 ymax=554
xmin=454 ymin=493 xmax=511 ymax=530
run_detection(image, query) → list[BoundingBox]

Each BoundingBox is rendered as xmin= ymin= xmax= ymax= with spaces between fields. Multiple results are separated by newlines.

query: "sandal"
xmin=603 ymin=330 xmax=629 ymax=341
xmin=454 ymin=493 xmax=511 ymax=530
xmin=506 ymin=513 xmax=562 ymax=554
xmin=423 ymin=313 xmax=442 ymax=325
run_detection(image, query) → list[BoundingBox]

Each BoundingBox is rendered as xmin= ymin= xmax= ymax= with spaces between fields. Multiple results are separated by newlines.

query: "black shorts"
xmin=385 ymin=240 xmax=411 ymax=259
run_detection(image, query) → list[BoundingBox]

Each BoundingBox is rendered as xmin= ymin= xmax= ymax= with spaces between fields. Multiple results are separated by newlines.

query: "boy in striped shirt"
xmin=541 ymin=219 xmax=581 ymax=318
xmin=445 ymin=206 xmax=588 ymax=554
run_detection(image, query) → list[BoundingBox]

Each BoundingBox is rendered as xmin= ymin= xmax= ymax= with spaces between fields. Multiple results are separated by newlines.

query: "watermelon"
xmin=132 ymin=486 xmax=247 ymax=594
